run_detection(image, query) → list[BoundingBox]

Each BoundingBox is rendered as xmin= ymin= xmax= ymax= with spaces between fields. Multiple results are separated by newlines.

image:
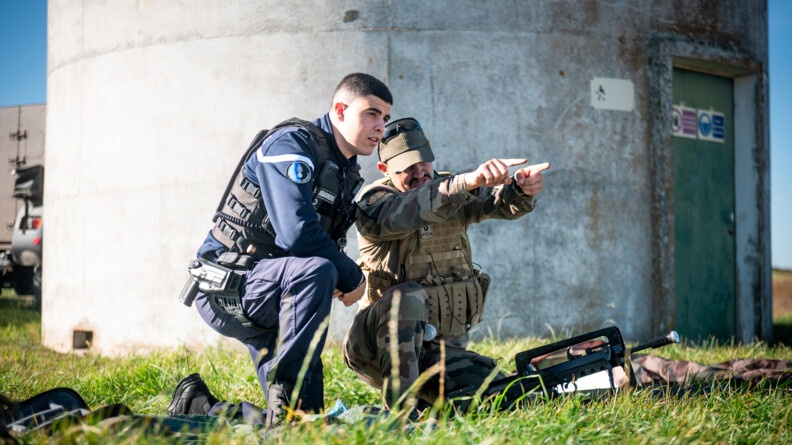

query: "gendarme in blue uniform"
xmin=193 ymin=113 xmax=364 ymax=414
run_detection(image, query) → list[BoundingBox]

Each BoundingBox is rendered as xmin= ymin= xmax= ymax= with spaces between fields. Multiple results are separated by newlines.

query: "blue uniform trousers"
xmin=195 ymin=255 xmax=338 ymax=413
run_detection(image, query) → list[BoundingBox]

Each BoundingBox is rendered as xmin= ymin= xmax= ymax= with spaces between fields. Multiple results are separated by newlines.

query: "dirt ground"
xmin=773 ymin=269 xmax=792 ymax=318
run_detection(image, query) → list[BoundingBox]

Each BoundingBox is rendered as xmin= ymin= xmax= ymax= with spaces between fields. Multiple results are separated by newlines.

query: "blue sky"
xmin=0 ymin=1 xmax=46 ymax=106
xmin=769 ymin=0 xmax=792 ymax=269
xmin=0 ymin=0 xmax=790 ymax=269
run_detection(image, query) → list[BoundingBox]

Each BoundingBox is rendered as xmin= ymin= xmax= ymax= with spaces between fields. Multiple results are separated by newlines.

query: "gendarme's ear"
xmin=377 ymin=162 xmax=389 ymax=175
xmin=333 ymin=101 xmax=348 ymax=121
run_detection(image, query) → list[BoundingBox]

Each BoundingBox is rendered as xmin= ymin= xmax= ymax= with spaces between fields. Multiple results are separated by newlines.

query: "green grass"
xmin=2 ymin=295 xmax=792 ymax=444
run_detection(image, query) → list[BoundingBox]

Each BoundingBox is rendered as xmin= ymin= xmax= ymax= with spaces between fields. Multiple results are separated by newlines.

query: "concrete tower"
xmin=44 ymin=0 xmax=770 ymax=355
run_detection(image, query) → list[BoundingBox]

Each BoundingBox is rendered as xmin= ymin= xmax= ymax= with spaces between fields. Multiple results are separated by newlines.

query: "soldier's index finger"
xmin=529 ymin=162 xmax=551 ymax=174
xmin=501 ymin=158 xmax=528 ymax=167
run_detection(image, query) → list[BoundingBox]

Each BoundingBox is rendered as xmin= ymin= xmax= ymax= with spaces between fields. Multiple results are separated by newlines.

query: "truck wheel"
xmin=32 ymin=267 xmax=42 ymax=310
xmin=11 ymin=265 xmax=35 ymax=296
xmin=1 ymin=271 xmax=12 ymax=289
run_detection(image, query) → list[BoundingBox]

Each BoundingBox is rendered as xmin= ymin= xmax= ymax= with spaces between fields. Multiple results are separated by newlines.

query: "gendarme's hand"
xmin=334 ymin=275 xmax=366 ymax=307
xmin=463 ymin=158 xmax=527 ymax=191
xmin=513 ymin=162 xmax=550 ymax=196
xmin=337 ymin=285 xmax=365 ymax=307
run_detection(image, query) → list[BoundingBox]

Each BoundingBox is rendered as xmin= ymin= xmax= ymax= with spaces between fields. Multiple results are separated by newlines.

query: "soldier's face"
xmin=333 ymin=95 xmax=391 ymax=159
xmin=379 ymin=161 xmax=434 ymax=192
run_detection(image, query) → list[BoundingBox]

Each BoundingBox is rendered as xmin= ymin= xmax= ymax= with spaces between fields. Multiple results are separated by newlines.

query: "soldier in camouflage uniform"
xmin=343 ymin=117 xmax=550 ymax=409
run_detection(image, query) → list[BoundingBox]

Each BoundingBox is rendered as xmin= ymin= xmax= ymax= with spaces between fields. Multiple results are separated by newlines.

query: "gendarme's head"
xmin=330 ymin=73 xmax=393 ymax=159
xmin=377 ymin=117 xmax=435 ymax=192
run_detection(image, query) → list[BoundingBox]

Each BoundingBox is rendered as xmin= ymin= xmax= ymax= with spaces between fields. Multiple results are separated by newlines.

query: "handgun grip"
xmin=178 ymin=276 xmax=199 ymax=307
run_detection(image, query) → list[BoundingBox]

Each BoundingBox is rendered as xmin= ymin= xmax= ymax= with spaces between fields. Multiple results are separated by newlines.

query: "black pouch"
xmin=2 ymin=387 xmax=133 ymax=437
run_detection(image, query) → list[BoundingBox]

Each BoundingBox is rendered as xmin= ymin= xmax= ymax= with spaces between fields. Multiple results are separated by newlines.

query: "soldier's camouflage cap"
xmin=378 ymin=117 xmax=435 ymax=173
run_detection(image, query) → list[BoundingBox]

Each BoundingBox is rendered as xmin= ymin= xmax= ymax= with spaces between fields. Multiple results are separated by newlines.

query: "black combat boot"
xmin=265 ymin=381 xmax=293 ymax=427
xmin=167 ymin=373 xmax=220 ymax=415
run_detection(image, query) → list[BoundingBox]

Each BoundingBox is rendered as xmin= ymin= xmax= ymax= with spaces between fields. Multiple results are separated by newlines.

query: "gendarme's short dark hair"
xmin=332 ymin=73 xmax=393 ymax=106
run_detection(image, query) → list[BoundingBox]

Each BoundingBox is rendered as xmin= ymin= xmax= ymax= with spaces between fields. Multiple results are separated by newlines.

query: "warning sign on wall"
xmin=672 ymin=105 xmax=697 ymax=139
xmin=672 ymin=104 xmax=726 ymax=143
xmin=697 ymin=109 xmax=726 ymax=143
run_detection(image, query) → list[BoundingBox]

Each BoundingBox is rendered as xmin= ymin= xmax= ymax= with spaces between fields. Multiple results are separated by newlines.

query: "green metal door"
xmin=672 ymin=68 xmax=735 ymax=342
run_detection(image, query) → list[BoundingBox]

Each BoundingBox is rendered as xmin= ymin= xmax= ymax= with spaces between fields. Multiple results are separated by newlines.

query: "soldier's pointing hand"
xmin=464 ymin=158 xmax=527 ymax=191
xmin=514 ymin=162 xmax=550 ymax=196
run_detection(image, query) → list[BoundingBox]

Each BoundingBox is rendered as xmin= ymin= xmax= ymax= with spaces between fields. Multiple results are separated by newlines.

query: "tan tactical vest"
xmin=364 ymin=179 xmax=489 ymax=339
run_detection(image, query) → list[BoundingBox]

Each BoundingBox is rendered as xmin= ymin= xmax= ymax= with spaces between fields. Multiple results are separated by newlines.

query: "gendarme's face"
xmin=337 ymin=95 xmax=391 ymax=159
xmin=387 ymin=161 xmax=434 ymax=192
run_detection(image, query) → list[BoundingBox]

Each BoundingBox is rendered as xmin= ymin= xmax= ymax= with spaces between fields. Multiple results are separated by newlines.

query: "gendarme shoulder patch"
xmin=287 ymin=161 xmax=311 ymax=184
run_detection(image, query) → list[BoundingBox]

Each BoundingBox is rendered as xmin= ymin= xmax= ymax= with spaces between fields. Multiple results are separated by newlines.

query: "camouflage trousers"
xmin=632 ymin=354 xmax=792 ymax=387
xmin=343 ymin=282 xmax=505 ymax=408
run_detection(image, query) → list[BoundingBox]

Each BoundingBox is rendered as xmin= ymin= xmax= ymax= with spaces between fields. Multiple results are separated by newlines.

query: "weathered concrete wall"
xmin=43 ymin=0 xmax=769 ymax=355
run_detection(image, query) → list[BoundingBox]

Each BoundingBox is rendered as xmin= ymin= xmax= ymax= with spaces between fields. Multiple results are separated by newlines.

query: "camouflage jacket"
xmin=631 ymin=355 xmax=792 ymax=387
xmin=355 ymin=172 xmax=537 ymax=309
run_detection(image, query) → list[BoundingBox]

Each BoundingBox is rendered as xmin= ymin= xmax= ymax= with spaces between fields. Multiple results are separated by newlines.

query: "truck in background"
xmin=0 ymin=105 xmax=45 ymax=308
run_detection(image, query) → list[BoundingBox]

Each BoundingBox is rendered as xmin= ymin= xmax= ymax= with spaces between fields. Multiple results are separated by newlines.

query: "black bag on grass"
xmin=0 ymin=387 xmax=130 ymax=440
